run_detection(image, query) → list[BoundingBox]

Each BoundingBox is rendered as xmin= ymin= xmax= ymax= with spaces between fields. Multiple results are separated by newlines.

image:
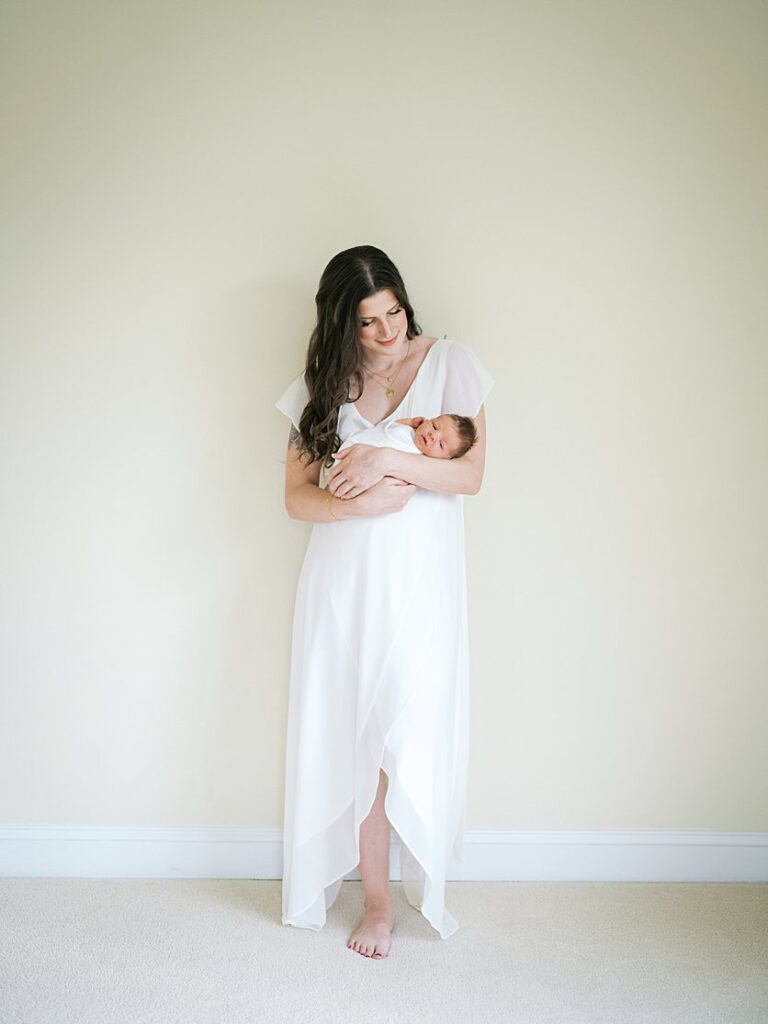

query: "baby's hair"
xmin=446 ymin=414 xmax=478 ymax=458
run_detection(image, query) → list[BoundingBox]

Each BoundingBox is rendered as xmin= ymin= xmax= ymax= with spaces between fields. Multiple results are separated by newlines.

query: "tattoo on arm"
xmin=288 ymin=424 xmax=300 ymax=448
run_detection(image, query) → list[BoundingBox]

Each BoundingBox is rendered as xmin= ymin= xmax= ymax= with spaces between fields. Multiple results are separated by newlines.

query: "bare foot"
xmin=347 ymin=904 xmax=395 ymax=959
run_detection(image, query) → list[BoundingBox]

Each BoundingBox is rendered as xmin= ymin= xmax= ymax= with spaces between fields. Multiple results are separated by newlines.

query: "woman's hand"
xmin=351 ymin=477 xmax=417 ymax=516
xmin=327 ymin=444 xmax=389 ymax=498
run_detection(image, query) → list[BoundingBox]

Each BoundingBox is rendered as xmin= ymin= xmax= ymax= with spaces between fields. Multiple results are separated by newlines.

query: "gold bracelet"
xmin=326 ymin=490 xmax=340 ymax=521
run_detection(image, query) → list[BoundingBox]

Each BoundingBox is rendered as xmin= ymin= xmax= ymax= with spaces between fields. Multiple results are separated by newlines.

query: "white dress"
xmin=274 ymin=337 xmax=494 ymax=939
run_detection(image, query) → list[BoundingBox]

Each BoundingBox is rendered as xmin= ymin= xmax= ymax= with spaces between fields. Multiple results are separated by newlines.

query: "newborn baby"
xmin=392 ymin=414 xmax=477 ymax=459
xmin=320 ymin=413 xmax=477 ymax=491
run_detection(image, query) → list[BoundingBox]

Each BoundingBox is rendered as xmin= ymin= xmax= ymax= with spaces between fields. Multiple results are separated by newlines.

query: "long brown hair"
xmin=293 ymin=245 xmax=422 ymax=471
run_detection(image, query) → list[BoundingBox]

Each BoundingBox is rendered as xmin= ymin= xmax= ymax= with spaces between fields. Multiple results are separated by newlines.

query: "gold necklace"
xmin=362 ymin=338 xmax=411 ymax=398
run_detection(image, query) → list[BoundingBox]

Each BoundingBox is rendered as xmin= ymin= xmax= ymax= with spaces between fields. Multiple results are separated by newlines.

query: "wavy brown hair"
xmin=292 ymin=245 xmax=423 ymax=471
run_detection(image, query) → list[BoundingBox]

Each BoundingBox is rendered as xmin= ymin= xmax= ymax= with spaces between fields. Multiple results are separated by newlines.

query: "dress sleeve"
xmin=442 ymin=341 xmax=495 ymax=418
xmin=274 ymin=371 xmax=310 ymax=430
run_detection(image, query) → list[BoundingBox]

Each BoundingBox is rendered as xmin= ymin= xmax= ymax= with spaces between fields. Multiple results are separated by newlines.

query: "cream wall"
xmin=1 ymin=1 xmax=766 ymax=833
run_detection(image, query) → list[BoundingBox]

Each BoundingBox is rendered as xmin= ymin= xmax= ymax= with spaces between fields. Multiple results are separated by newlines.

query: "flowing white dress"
xmin=274 ymin=337 xmax=494 ymax=939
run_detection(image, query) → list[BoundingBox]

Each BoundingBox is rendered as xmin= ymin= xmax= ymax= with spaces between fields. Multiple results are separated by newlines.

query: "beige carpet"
xmin=1 ymin=879 xmax=766 ymax=1023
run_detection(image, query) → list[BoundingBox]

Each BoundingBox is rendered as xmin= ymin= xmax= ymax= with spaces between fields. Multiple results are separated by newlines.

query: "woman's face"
xmin=357 ymin=289 xmax=409 ymax=360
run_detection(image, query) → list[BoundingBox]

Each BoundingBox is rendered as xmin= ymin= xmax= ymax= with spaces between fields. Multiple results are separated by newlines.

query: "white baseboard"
xmin=1 ymin=826 xmax=766 ymax=881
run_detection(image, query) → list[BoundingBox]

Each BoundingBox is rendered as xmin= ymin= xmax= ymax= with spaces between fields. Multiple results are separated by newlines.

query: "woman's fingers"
xmin=330 ymin=475 xmax=356 ymax=498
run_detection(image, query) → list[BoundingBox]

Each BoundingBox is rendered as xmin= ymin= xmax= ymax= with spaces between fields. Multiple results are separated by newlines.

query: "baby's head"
xmin=412 ymin=414 xmax=478 ymax=459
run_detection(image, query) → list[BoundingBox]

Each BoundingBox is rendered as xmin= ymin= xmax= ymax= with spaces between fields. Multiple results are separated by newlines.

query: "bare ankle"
xmin=363 ymin=897 xmax=393 ymax=916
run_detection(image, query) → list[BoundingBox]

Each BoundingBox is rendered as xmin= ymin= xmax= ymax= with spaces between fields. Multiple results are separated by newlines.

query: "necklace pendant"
xmin=386 ymin=387 xmax=395 ymax=398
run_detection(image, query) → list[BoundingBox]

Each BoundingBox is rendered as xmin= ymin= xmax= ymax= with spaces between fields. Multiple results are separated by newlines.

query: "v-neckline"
xmin=351 ymin=337 xmax=445 ymax=428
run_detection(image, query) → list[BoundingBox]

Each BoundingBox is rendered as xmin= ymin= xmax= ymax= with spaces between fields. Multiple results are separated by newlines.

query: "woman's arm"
xmin=283 ymin=427 xmax=360 ymax=522
xmin=283 ymin=427 xmax=418 ymax=521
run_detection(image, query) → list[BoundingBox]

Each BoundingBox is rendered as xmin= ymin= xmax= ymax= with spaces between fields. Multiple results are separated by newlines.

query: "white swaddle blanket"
xmin=319 ymin=419 xmax=420 ymax=491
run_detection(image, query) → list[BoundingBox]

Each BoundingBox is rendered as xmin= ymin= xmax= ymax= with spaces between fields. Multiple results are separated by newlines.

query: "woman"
xmin=275 ymin=245 xmax=494 ymax=959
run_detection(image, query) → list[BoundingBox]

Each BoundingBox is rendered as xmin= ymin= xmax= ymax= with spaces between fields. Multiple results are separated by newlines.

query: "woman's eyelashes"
xmin=360 ymin=307 xmax=402 ymax=327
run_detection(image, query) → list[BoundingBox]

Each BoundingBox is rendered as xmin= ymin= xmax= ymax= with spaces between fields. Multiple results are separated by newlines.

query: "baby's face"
xmin=412 ymin=415 xmax=461 ymax=459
